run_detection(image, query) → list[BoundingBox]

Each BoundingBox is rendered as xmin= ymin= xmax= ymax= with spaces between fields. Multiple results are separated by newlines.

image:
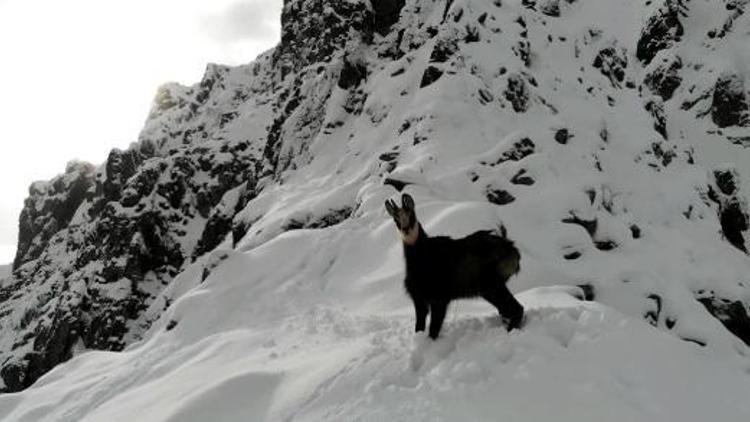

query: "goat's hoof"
xmin=505 ymin=315 xmax=524 ymax=331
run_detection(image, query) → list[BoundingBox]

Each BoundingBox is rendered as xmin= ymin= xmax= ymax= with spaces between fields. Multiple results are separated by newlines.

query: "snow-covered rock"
xmin=1 ymin=0 xmax=750 ymax=419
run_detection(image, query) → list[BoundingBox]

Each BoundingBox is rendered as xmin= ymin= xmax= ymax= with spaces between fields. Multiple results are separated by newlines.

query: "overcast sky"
xmin=0 ymin=0 xmax=282 ymax=264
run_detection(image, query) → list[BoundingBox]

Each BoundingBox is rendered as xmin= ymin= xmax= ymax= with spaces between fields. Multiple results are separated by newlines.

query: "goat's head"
xmin=385 ymin=194 xmax=420 ymax=245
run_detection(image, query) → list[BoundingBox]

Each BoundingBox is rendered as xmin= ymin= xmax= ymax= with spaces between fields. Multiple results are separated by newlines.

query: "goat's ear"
xmin=402 ymin=194 xmax=415 ymax=211
xmin=500 ymin=224 xmax=508 ymax=238
xmin=384 ymin=199 xmax=397 ymax=217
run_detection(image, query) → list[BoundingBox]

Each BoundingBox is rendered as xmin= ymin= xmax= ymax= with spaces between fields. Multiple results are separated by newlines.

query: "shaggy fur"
xmin=386 ymin=194 xmax=524 ymax=339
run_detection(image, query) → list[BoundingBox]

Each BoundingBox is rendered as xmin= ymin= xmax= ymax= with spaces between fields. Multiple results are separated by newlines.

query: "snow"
xmin=1 ymin=283 xmax=748 ymax=422
xmin=2 ymin=0 xmax=750 ymax=419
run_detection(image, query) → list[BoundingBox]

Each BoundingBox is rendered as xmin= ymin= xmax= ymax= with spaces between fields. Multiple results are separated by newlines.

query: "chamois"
xmin=385 ymin=194 xmax=524 ymax=339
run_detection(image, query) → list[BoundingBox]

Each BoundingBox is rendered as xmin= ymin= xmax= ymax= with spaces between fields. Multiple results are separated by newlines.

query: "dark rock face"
xmin=502 ymin=138 xmax=536 ymax=162
xmin=339 ymin=58 xmax=368 ymax=90
xmin=510 ymin=169 xmax=535 ymax=185
xmin=707 ymin=169 xmax=749 ymax=252
xmin=384 ymin=178 xmax=411 ymax=192
xmin=13 ymin=161 xmax=95 ymax=270
xmin=698 ymin=295 xmax=750 ymax=346
xmin=430 ymin=37 xmax=459 ymax=64
xmin=283 ymin=207 xmax=353 ymax=231
xmin=595 ymin=240 xmax=617 ymax=251
xmin=555 ymin=128 xmax=572 ymax=144
xmin=194 ymin=179 xmax=255 ymax=259
xmin=643 ymin=55 xmax=682 ymax=101
xmin=262 ymin=61 xmax=339 ymax=176
xmin=644 ymin=293 xmax=663 ymax=327
xmin=274 ymin=0 xmax=374 ymax=78
xmin=539 ymin=0 xmax=561 ymax=17
xmin=481 ymin=137 xmax=536 ymax=167
xmin=636 ymin=0 xmax=686 ymax=65
xmin=650 ymin=140 xmax=677 ymax=167
xmin=711 ymin=73 xmax=749 ymax=128
xmin=592 ymin=44 xmax=627 ymax=88
xmin=562 ymin=214 xmax=598 ymax=238
xmin=504 ymin=74 xmax=530 ymax=113
xmin=420 ymin=66 xmax=444 ymax=88
xmin=719 ymin=201 xmax=748 ymax=252
xmin=644 ymin=99 xmax=668 ymax=138
xmin=372 ymin=0 xmax=405 ymax=34
xmin=715 ymin=168 xmax=738 ymax=196
xmin=486 ymin=189 xmax=516 ymax=205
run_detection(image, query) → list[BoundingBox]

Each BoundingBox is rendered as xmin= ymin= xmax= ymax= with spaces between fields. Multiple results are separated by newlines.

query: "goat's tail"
xmin=492 ymin=224 xmax=520 ymax=279
xmin=497 ymin=246 xmax=521 ymax=279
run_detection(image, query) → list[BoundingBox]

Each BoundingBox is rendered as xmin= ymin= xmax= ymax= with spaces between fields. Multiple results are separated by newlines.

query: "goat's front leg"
xmin=413 ymin=299 xmax=428 ymax=333
xmin=428 ymin=301 xmax=449 ymax=339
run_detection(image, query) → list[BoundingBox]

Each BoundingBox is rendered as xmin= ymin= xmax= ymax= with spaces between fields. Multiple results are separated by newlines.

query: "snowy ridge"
xmin=1 ymin=0 xmax=750 ymax=419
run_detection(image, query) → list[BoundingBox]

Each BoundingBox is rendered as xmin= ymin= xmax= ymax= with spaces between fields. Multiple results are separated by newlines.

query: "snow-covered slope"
xmin=1 ymin=0 xmax=750 ymax=419
xmin=1 ymin=284 xmax=749 ymax=422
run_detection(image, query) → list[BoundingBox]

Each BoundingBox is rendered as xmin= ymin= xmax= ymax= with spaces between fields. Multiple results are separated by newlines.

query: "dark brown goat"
xmin=386 ymin=194 xmax=524 ymax=339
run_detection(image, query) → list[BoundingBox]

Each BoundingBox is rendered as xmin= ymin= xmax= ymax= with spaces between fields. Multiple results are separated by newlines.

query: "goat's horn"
xmin=401 ymin=194 xmax=415 ymax=210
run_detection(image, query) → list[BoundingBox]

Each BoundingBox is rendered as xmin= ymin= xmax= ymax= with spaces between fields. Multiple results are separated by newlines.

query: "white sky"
xmin=0 ymin=0 xmax=282 ymax=264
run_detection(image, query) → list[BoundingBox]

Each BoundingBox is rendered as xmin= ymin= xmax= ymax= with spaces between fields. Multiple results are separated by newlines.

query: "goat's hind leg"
xmin=413 ymin=299 xmax=429 ymax=333
xmin=428 ymin=301 xmax=449 ymax=339
xmin=483 ymin=285 xmax=524 ymax=331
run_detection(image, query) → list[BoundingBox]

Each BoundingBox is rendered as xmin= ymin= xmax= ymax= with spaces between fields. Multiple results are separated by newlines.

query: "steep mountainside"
xmin=1 ymin=0 xmax=749 ymax=416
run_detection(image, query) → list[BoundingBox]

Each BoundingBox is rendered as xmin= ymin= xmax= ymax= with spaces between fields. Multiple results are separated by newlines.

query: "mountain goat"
xmin=386 ymin=194 xmax=524 ymax=339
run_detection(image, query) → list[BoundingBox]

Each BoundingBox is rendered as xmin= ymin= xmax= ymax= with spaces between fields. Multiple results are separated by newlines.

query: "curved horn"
xmin=385 ymin=199 xmax=398 ymax=216
xmin=401 ymin=194 xmax=415 ymax=210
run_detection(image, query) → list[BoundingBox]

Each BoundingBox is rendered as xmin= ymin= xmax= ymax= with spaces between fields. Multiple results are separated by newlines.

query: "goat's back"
xmin=407 ymin=231 xmax=520 ymax=299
